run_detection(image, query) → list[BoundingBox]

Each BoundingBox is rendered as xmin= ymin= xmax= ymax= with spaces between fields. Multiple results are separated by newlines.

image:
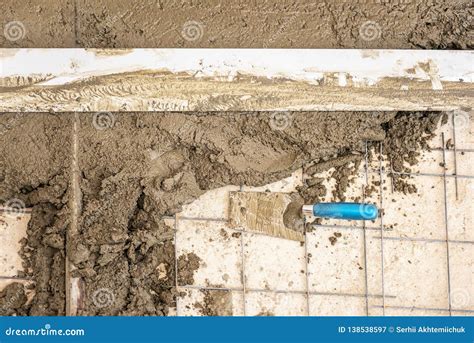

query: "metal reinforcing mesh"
xmin=172 ymin=111 xmax=473 ymax=316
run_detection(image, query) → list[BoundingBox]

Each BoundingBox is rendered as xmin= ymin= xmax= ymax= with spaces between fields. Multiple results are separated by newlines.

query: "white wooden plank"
xmin=0 ymin=49 xmax=472 ymax=112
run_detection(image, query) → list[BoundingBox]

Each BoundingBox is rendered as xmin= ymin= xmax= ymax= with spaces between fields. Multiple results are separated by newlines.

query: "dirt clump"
xmin=328 ymin=232 xmax=342 ymax=246
xmin=282 ymin=194 xmax=305 ymax=233
xmin=381 ymin=112 xmax=445 ymax=194
xmin=178 ymin=253 xmax=202 ymax=286
xmin=0 ymin=282 xmax=28 ymax=316
xmin=194 ymin=290 xmax=233 ymax=316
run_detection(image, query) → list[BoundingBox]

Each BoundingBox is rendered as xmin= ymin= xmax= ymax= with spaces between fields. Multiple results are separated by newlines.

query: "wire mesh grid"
xmin=172 ymin=111 xmax=473 ymax=316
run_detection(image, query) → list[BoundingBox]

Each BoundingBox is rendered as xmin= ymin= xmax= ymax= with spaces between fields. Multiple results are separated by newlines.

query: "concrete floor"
xmin=1 ymin=112 xmax=473 ymax=316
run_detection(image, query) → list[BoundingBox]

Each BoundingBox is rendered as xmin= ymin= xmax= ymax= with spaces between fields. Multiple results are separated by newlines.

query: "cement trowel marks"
xmin=0 ymin=111 xmax=449 ymax=315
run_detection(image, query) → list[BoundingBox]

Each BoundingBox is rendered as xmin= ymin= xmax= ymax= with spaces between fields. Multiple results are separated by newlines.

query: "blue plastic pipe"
xmin=302 ymin=202 xmax=378 ymax=221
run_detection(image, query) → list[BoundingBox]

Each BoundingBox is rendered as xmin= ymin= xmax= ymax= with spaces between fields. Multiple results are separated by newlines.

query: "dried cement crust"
xmin=1 ymin=70 xmax=472 ymax=113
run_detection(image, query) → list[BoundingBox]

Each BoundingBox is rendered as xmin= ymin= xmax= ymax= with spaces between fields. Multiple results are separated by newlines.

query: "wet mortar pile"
xmin=0 ymin=111 xmax=445 ymax=315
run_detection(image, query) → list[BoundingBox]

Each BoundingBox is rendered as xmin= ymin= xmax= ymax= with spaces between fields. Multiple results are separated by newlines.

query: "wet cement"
xmin=0 ymin=111 xmax=444 ymax=315
xmin=1 ymin=0 xmax=472 ymax=49
xmin=0 ymin=113 xmax=71 ymax=315
xmin=193 ymin=290 xmax=233 ymax=316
